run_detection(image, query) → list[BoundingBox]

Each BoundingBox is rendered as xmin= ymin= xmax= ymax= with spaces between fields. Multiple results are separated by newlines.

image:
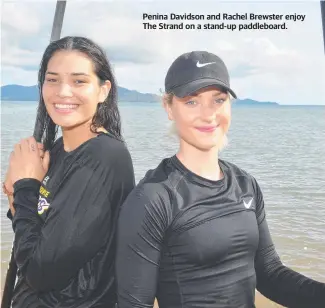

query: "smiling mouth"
xmin=53 ymin=104 xmax=79 ymax=114
xmin=195 ymin=125 xmax=220 ymax=132
xmin=54 ymin=104 xmax=78 ymax=110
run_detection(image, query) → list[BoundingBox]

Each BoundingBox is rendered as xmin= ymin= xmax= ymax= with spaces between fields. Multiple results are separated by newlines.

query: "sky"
xmin=1 ymin=0 xmax=325 ymax=105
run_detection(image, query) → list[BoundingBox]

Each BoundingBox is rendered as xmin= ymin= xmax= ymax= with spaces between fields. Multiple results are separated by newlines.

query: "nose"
xmin=200 ymin=102 xmax=219 ymax=122
xmin=57 ymin=82 xmax=73 ymax=98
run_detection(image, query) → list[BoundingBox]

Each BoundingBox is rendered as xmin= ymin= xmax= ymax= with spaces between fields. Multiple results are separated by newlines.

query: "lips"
xmin=195 ymin=125 xmax=219 ymax=132
xmin=53 ymin=103 xmax=79 ymax=114
xmin=54 ymin=103 xmax=78 ymax=109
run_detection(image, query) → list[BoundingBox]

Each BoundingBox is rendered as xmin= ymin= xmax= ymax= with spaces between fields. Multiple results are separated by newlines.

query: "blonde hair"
xmin=162 ymin=92 xmax=229 ymax=152
xmin=163 ymin=92 xmax=173 ymax=105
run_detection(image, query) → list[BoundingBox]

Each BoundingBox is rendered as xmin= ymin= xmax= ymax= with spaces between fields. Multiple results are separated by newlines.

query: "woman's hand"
xmin=9 ymin=137 xmax=50 ymax=185
xmin=3 ymin=142 xmax=45 ymax=195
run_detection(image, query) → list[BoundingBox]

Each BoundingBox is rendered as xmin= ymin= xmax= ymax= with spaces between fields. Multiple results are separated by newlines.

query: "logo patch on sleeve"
xmin=38 ymin=197 xmax=50 ymax=215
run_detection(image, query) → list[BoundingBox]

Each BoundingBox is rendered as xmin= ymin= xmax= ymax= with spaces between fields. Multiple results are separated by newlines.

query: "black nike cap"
xmin=164 ymin=51 xmax=237 ymax=99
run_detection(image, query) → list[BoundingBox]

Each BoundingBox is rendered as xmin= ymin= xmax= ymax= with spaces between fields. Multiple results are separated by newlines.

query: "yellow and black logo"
xmin=38 ymin=186 xmax=51 ymax=215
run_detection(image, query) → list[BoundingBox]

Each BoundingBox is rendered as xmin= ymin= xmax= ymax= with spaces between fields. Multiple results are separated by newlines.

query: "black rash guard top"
xmin=9 ymin=133 xmax=135 ymax=308
xmin=115 ymin=155 xmax=325 ymax=308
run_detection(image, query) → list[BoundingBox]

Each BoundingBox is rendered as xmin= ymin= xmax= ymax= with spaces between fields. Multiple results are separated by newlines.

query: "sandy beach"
xmin=254 ymin=293 xmax=284 ymax=307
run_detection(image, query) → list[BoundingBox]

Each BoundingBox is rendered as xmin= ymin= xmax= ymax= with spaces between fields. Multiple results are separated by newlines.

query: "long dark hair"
xmin=34 ymin=36 xmax=122 ymax=151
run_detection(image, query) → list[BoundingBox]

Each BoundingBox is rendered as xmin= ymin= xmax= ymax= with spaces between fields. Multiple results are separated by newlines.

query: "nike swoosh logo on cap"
xmin=196 ymin=61 xmax=216 ymax=68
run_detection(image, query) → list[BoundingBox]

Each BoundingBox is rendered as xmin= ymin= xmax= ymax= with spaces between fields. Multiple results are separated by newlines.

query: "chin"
xmin=194 ymin=141 xmax=220 ymax=152
xmin=51 ymin=116 xmax=74 ymax=127
xmin=51 ymin=117 xmax=83 ymax=131
xmin=48 ymin=110 xmax=91 ymax=131
xmin=191 ymin=134 xmax=228 ymax=152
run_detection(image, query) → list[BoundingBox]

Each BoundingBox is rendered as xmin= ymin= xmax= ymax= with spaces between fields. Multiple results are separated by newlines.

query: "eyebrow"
xmin=212 ymin=92 xmax=227 ymax=97
xmin=46 ymin=71 xmax=90 ymax=77
xmin=191 ymin=91 xmax=227 ymax=97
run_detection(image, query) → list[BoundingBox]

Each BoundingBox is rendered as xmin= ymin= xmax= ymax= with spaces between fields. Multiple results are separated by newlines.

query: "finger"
xmin=9 ymin=151 xmax=14 ymax=163
xmin=27 ymin=137 xmax=39 ymax=154
xmin=37 ymin=143 xmax=44 ymax=151
xmin=12 ymin=142 xmax=22 ymax=166
xmin=14 ymin=143 xmax=21 ymax=155
xmin=5 ymin=164 xmax=12 ymax=181
xmin=39 ymin=149 xmax=45 ymax=159
xmin=20 ymin=138 xmax=30 ymax=153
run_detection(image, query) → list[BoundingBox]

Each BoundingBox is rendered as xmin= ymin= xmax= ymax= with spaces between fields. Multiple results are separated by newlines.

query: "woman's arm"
xmin=115 ymin=186 xmax=169 ymax=308
xmin=12 ymin=143 xmax=135 ymax=292
xmin=254 ymin=180 xmax=325 ymax=307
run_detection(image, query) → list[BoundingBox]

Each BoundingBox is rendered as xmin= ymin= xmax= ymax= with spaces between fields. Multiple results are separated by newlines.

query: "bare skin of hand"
xmin=9 ymin=137 xmax=50 ymax=184
xmin=7 ymin=137 xmax=50 ymax=216
xmin=4 ymin=142 xmax=45 ymax=194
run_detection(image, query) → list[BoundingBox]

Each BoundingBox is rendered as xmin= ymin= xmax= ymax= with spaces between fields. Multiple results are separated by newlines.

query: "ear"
xmin=163 ymin=99 xmax=174 ymax=121
xmin=99 ymin=80 xmax=111 ymax=103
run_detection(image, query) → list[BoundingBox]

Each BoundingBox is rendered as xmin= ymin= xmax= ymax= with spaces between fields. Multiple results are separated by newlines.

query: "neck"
xmin=177 ymin=140 xmax=223 ymax=181
xmin=61 ymin=121 xmax=106 ymax=152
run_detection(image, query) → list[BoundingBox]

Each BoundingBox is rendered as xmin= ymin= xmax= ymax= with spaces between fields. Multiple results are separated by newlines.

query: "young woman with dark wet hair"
xmin=3 ymin=36 xmax=135 ymax=308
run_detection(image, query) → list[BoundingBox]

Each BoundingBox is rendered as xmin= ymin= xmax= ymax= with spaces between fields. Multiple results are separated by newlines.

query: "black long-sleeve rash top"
xmin=116 ymin=155 xmax=325 ymax=308
xmin=9 ymin=133 xmax=135 ymax=308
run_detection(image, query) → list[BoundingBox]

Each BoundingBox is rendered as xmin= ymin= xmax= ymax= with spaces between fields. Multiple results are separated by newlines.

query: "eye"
xmin=46 ymin=78 xmax=57 ymax=83
xmin=74 ymin=80 xmax=86 ymax=84
xmin=215 ymin=98 xmax=226 ymax=104
xmin=185 ymin=100 xmax=197 ymax=105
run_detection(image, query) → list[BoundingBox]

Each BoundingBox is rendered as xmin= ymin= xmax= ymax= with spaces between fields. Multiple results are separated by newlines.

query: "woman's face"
xmin=165 ymin=86 xmax=231 ymax=151
xmin=42 ymin=50 xmax=111 ymax=130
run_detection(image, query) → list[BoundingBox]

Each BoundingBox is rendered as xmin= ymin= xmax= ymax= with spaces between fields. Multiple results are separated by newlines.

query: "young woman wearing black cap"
xmin=115 ymin=51 xmax=325 ymax=308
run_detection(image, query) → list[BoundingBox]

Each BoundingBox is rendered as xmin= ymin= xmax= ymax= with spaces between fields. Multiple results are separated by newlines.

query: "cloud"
xmin=2 ymin=47 xmax=42 ymax=69
xmin=1 ymin=65 xmax=38 ymax=86
xmin=1 ymin=2 xmax=41 ymax=35
xmin=1 ymin=2 xmax=56 ymax=76
xmin=1 ymin=0 xmax=324 ymax=105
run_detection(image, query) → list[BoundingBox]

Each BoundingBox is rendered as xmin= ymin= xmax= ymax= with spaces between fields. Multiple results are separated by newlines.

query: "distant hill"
xmin=0 ymin=84 xmax=279 ymax=106
xmin=1 ymin=85 xmax=39 ymax=101
xmin=0 ymin=84 xmax=160 ymax=103
xmin=233 ymin=98 xmax=278 ymax=106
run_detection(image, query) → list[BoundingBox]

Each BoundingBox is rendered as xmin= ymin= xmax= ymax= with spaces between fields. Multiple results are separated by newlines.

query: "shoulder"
xmin=138 ymin=157 xmax=182 ymax=198
xmin=77 ymin=133 xmax=133 ymax=170
xmin=220 ymin=159 xmax=261 ymax=193
xmin=122 ymin=157 xmax=179 ymax=214
xmin=118 ymin=158 xmax=176 ymax=231
xmin=220 ymin=159 xmax=253 ymax=179
xmin=221 ymin=159 xmax=257 ymax=182
xmin=86 ymin=133 xmax=130 ymax=160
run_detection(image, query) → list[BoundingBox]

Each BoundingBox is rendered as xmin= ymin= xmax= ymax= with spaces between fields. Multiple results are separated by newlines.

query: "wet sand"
xmin=255 ymin=293 xmax=284 ymax=307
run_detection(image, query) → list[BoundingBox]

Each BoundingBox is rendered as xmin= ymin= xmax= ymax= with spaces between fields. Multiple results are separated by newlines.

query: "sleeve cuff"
xmin=13 ymin=178 xmax=42 ymax=197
